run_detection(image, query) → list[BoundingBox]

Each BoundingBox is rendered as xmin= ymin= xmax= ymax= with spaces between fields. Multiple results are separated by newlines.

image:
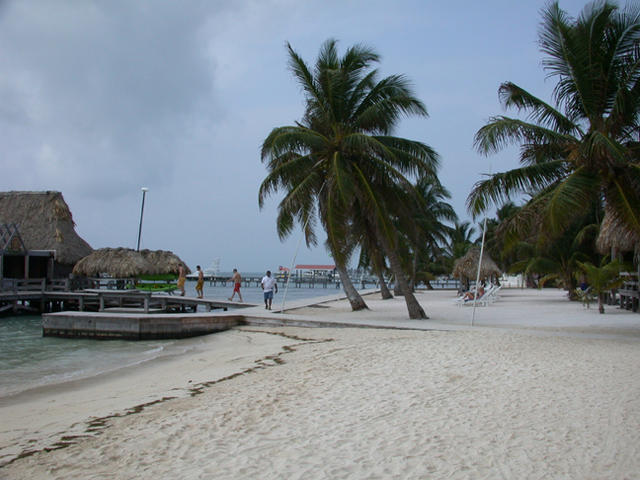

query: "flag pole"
xmin=472 ymin=165 xmax=491 ymax=326
xmin=471 ymin=214 xmax=488 ymax=326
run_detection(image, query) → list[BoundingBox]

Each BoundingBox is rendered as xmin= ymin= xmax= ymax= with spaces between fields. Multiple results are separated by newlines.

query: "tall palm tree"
xmin=468 ymin=1 xmax=640 ymax=239
xmin=481 ymin=201 xmax=521 ymax=271
xmin=445 ymin=220 xmax=476 ymax=261
xmin=259 ymin=39 xmax=439 ymax=318
xmin=403 ymin=177 xmax=457 ymax=289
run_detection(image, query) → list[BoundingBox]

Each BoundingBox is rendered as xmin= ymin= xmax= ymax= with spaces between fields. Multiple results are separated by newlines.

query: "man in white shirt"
xmin=260 ymin=270 xmax=278 ymax=310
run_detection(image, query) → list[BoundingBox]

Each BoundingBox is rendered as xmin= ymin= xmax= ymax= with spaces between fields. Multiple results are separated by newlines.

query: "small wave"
xmin=0 ymin=339 xmax=195 ymax=399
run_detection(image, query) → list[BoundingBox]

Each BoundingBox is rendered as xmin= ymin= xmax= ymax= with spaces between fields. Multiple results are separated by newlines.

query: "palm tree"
xmin=445 ymin=221 xmax=476 ymax=262
xmin=481 ymin=201 xmax=521 ymax=271
xmin=405 ymin=177 xmax=457 ymax=289
xmin=259 ymin=39 xmax=439 ymax=318
xmin=355 ymin=218 xmax=394 ymax=299
xmin=506 ymin=211 xmax=599 ymax=295
xmin=468 ymin=1 xmax=640 ymax=239
xmin=577 ymin=258 xmax=626 ymax=313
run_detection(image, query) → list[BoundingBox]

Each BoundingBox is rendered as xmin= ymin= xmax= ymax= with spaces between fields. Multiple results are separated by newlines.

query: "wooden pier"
xmin=0 ymin=274 xmax=462 ymax=339
xmin=0 ymin=288 xmax=256 ymax=339
xmin=0 ymin=289 xmax=256 ymax=315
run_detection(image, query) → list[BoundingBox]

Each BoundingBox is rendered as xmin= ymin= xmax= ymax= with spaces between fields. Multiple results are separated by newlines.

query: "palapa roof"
xmin=452 ymin=247 xmax=501 ymax=281
xmin=73 ymin=247 xmax=190 ymax=278
xmin=596 ymin=208 xmax=640 ymax=255
xmin=0 ymin=191 xmax=93 ymax=265
xmin=139 ymin=249 xmax=191 ymax=275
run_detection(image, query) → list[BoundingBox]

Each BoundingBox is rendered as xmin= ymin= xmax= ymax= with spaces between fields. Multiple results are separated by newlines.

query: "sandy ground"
xmin=1 ymin=288 xmax=640 ymax=479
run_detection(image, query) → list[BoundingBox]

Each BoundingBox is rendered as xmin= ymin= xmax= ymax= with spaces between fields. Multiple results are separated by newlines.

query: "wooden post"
xmin=99 ymin=294 xmax=104 ymax=312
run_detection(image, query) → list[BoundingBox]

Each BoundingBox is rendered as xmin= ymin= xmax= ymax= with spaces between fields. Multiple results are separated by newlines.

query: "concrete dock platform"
xmin=43 ymin=311 xmax=244 ymax=340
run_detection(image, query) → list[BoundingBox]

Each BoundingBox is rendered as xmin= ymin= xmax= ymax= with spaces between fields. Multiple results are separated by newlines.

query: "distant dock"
xmin=187 ymin=274 xmax=346 ymax=289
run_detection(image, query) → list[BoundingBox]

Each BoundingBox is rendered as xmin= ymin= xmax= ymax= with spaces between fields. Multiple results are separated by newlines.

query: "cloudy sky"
xmin=0 ymin=0 xmax=590 ymax=272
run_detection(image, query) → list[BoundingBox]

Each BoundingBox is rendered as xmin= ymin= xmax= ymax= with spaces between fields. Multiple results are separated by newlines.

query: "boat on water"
xmin=186 ymin=259 xmax=220 ymax=280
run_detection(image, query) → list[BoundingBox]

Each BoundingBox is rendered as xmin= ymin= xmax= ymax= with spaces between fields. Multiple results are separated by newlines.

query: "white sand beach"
xmin=1 ymin=288 xmax=640 ymax=479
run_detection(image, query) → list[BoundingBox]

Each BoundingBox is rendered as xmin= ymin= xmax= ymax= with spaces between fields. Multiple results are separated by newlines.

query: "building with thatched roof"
xmin=73 ymin=248 xmax=190 ymax=278
xmin=452 ymin=248 xmax=501 ymax=290
xmin=0 ymin=191 xmax=93 ymax=279
xmin=596 ymin=208 xmax=640 ymax=259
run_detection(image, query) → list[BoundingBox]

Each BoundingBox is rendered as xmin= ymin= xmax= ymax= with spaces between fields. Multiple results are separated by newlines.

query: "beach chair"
xmin=456 ymin=285 xmax=493 ymax=307
xmin=485 ymin=284 xmax=501 ymax=304
xmin=464 ymin=286 xmax=493 ymax=306
xmin=454 ymin=286 xmax=478 ymax=306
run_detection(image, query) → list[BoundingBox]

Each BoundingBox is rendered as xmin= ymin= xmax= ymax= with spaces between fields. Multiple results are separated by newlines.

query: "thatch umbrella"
xmin=73 ymin=248 xmax=156 ymax=278
xmin=139 ymin=249 xmax=191 ymax=275
xmin=73 ymin=248 xmax=191 ymax=278
xmin=452 ymin=248 xmax=501 ymax=288
xmin=596 ymin=208 xmax=640 ymax=257
xmin=0 ymin=191 xmax=92 ymax=265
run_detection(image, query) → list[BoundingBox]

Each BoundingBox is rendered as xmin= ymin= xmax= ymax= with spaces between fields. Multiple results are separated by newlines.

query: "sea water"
xmin=0 ymin=281 xmax=339 ymax=399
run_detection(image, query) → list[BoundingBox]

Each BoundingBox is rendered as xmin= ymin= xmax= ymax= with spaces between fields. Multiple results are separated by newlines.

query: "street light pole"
xmin=136 ymin=187 xmax=149 ymax=251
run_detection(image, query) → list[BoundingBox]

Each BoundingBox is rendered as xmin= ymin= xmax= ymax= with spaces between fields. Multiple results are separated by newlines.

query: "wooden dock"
xmin=0 ymin=289 xmax=256 ymax=315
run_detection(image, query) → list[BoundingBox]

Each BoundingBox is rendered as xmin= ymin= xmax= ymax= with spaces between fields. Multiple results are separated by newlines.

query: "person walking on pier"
xmin=261 ymin=270 xmax=278 ymax=310
xmin=195 ymin=265 xmax=204 ymax=298
xmin=177 ymin=264 xmax=186 ymax=296
xmin=228 ymin=268 xmax=243 ymax=302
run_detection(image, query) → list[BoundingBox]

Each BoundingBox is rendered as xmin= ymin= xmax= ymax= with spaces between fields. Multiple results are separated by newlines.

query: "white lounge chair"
xmin=456 ymin=285 xmax=491 ymax=306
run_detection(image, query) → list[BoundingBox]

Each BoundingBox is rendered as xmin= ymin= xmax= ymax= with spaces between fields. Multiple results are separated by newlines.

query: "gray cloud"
xmin=0 ymin=0 xmax=591 ymax=271
xmin=0 ymin=0 xmax=221 ymax=197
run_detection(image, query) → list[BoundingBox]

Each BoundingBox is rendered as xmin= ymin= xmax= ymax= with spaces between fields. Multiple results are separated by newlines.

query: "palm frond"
xmin=546 ymin=168 xmax=600 ymax=232
xmin=474 ymin=116 xmax=577 ymax=158
xmin=467 ymin=160 xmax=567 ymax=216
xmin=499 ymin=81 xmax=579 ymax=134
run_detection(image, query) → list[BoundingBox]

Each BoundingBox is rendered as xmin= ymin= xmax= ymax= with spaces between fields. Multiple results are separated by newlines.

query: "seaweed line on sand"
xmin=1 ymin=329 xmax=333 ymax=469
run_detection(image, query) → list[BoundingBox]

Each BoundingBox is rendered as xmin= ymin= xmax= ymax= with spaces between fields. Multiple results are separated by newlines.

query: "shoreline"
xmin=0 ymin=328 xmax=310 ymax=466
xmin=0 ymin=286 xmax=342 ymax=400
xmin=2 ymin=289 xmax=640 ymax=478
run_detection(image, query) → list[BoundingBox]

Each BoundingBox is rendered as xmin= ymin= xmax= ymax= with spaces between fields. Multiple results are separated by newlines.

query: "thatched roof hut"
xmin=452 ymin=248 xmax=501 ymax=282
xmin=73 ymin=248 xmax=190 ymax=278
xmin=0 ymin=191 xmax=92 ymax=267
xmin=596 ymin=208 xmax=640 ymax=256
xmin=139 ymin=249 xmax=191 ymax=275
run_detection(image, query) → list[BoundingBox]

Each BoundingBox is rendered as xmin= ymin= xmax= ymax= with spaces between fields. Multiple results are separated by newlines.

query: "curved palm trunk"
xmin=335 ymin=263 xmax=368 ymax=311
xmin=377 ymin=231 xmax=427 ymax=319
xmin=371 ymin=249 xmax=393 ymax=299
xmin=375 ymin=268 xmax=393 ymax=299
xmin=409 ymin=250 xmax=418 ymax=291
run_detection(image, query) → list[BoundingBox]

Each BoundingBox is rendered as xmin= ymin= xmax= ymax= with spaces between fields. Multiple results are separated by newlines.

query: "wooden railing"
xmin=619 ymin=272 xmax=639 ymax=312
xmin=0 ymin=278 xmax=71 ymax=293
xmin=0 ymin=278 xmax=46 ymax=292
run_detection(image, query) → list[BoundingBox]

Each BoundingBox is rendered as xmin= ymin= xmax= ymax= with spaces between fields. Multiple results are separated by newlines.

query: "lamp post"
xmin=136 ymin=187 xmax=149 ymax=251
